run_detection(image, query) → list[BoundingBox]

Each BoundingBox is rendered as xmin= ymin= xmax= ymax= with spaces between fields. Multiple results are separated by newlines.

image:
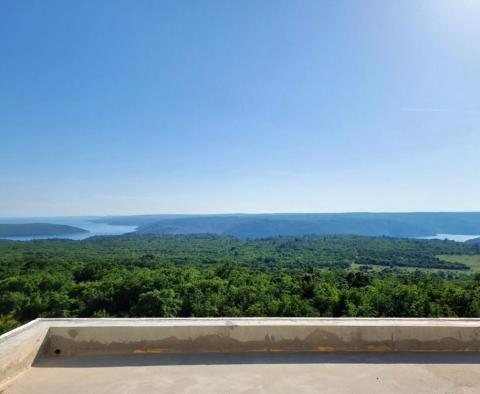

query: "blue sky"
xmin=1 ymin=0 xmax=479 ymax=216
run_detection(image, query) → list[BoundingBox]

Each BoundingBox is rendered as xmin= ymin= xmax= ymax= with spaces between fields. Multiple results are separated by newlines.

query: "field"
xmin=438 ymin=255 xmax=480 ymax=273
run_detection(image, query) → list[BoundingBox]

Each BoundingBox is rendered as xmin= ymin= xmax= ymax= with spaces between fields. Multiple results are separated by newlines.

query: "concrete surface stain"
xmin=41 ymin=327 xmax=480 ymax=356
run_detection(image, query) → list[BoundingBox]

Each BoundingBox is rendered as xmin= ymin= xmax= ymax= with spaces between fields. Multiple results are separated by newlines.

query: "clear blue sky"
xmin=1 ymin=0 xmax=479 ymax=216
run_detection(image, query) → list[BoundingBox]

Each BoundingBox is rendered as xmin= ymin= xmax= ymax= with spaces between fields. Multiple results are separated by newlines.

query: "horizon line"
xmin=1 ymin=211 xmax=480 ymax=219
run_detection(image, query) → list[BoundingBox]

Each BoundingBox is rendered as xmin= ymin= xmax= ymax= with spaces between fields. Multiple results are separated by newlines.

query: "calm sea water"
xmin=0 ymin=217 xmax=137 ymax=241
xmin=417 ymin=234 xmax=480 ymax=242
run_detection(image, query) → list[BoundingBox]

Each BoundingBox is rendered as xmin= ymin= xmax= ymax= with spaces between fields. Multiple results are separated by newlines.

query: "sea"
xmin=417 ymin=234 xmax=480 ymax=242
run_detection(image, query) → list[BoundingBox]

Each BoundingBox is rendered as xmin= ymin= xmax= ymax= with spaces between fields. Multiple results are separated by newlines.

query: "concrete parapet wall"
xmin=2 ymin=318 xmax=480 ymax=385
xmin=43 ymin=318 xmax=480 ymax=355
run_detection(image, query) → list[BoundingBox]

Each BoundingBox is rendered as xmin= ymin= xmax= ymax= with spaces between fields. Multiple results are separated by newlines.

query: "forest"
xmin=1 ymin=234 xmax=480 ymax=334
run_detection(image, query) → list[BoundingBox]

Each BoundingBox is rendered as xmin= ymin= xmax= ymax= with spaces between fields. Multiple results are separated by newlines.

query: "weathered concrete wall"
xmin=2 ymin=318 xmax=480 ymax=386
xmin=42 ymin=318 xmax=480 ymax=356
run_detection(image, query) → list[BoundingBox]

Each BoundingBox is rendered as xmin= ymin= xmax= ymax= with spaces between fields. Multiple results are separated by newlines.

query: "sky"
xmin=1 ymin=0 xmax=479 ymax=217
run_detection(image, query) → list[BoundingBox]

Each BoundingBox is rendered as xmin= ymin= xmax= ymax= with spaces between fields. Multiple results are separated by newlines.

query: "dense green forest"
xmin=1 ymin=234 xmax=480 ymax=334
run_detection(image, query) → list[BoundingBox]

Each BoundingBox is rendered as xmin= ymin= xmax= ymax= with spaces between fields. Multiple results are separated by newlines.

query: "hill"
xmin=0 ymin=223 xmax=89 ymax=238
xmin=123 ymin=212 xmax=480 ymax=238
xmin=467 ymin=237 xmax=480 ymax=244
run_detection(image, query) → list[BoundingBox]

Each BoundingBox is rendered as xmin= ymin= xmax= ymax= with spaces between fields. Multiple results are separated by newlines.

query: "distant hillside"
xmin=0 ymin=223 xmax=89 ymax=238
xmin=91 ymin=215 xmax=189 ymax=226
xmin=467 ymin=237 xmax=480 ymax=244
xmin=131 ymin=212 xmax=480 ymax=239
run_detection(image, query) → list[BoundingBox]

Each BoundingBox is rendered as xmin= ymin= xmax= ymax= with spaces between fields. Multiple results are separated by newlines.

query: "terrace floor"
xmin=3 ymin=352 xmax=480 ymax=394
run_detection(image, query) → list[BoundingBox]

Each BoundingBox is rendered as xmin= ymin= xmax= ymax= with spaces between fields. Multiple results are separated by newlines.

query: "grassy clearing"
xmin=438 ymin=255 xmax=480 ymax=272
xmin=350 ymin=263 xmax=442 ymax=273
xmin=352 ymin=259 xmax=477 ymax=274
xmin=350 ymin=263 xmax=384 ymax=272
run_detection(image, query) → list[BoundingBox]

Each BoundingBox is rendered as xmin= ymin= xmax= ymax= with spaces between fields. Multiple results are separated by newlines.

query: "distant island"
xmin=0 ymin=223 xmax=89 ymax=238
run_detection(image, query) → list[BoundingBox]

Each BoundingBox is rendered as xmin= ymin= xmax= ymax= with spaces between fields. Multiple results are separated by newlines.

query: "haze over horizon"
xmin=1 ymin=0 xmax=479 ymax=217
xmin=2 ymin=210 xmax=480 ymax=220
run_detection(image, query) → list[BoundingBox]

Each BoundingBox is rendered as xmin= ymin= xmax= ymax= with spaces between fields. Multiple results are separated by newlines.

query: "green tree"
xmin=132 ymin=289 xmax=181 ymax=317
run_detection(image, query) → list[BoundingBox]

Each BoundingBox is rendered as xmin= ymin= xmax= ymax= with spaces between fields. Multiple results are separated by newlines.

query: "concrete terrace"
xmin=2 ymin=318 xmax=480 ymax=393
